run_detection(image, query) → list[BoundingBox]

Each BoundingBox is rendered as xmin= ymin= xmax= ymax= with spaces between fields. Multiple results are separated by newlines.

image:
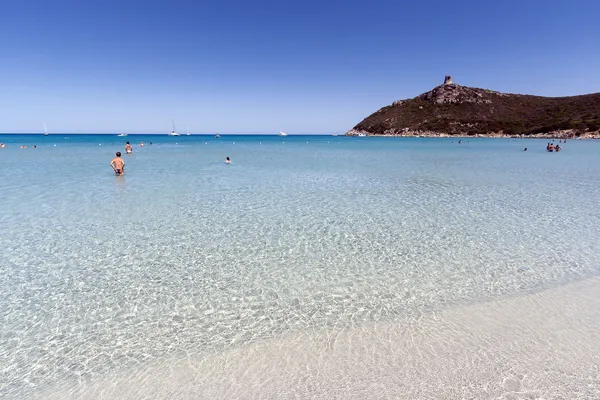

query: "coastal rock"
xmin=345 ymin=129 xmax=370 ymax=136
xmin=346 ymin=76 xmax=600 ymax=137
xmin=421 ymin=83 xmax=495 ymax=105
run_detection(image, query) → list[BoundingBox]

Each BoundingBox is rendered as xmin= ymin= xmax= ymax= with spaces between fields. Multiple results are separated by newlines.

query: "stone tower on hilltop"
xmin=443 ymin=75 xmax=453 ymax=85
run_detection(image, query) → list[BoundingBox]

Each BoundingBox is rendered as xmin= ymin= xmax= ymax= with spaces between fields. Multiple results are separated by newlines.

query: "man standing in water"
xmin=110 ymin=152 xmax=125 ymax=175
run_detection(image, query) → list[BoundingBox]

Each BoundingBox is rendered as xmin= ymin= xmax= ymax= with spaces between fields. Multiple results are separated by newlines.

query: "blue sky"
xmin=1 ymin=0 xmax=599 ymax=134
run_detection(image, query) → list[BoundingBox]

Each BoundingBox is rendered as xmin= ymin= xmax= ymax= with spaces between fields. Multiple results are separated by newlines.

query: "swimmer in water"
xmin=139 ymin=142 xmax=144 ymax=147
xmin=225 ymin=156 xmax=231 ymax=164
xmin=110 ymin=152 xmax=125 ymax=175
xmin=523 ymin=147 xmax=528 ymax=151
xmin=125 ymin=141 xmax=133 ymax=154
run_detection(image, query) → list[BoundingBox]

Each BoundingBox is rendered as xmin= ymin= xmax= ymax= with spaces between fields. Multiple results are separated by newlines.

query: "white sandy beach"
xmin=45 ymin=278 xmax=600 ymax=400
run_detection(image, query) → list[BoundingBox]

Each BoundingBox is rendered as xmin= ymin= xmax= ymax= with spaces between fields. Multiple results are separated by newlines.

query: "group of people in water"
xmin=546 ymin=142 xmax=562 ymax=152
xmin=110 ymin=141 xmax=231 ymax=176
xmin=547 ymin=139 xmax=567 ymax=152
xmin=123 ymin=141 xmax=146 ymax=154
xmin=521 ymin=139 xmax=566 ymax=152
xmin=0 ymin=143 xmax=37 ymax=149
xmin=110 ymin=141 xmax=149 ymax=175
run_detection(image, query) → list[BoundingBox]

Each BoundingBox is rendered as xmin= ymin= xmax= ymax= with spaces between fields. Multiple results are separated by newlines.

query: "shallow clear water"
xmin=1 ymin=134 xmax=599 ymax=398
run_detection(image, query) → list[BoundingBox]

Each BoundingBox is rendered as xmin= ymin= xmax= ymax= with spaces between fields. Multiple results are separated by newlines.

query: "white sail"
xmin=43 ymin=122 xmax=48 ymax=136
xmin=168 ymin=120 xmax=180 ymax=136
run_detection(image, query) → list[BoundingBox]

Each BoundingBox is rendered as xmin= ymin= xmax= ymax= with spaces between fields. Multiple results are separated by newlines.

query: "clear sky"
xmin=1 ymin=0 xmax=599 ymax=134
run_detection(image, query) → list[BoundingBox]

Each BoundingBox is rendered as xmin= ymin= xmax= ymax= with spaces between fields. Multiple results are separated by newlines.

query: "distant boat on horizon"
xmin=185 ymin=125 xmax=190 ymax=136
xmin=215 ymin=133 xmax=221 ymax=138
xmin=43 ymin=122 xmax=48 ymax=136
xmin=278 ymin=131 xmax=287 ymax=137
xmin=117 ymin=133 xmax=128 ymax=137
xmin=168 ymin=120 xmax=180 ymax=136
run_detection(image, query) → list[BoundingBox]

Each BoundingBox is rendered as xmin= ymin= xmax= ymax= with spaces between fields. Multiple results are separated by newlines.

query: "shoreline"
xmin=44 ymin=277 xmax=600 ymax=399
xmin=345 ymin=128 xmax=600 ymax=139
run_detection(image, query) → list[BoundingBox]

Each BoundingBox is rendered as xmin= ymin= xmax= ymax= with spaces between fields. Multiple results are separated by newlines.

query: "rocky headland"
xmin=347 ymin=76 xmax=600 ymax=138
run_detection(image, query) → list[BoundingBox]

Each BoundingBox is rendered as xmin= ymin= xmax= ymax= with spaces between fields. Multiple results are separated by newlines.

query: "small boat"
xmin=117 ymin=133 xmax=127 ymax=137
xmin=185 ymin=126 xmax=191 ymax=136
xmin=215 ymin=134 xmax=221 ymax=138
xmin=278 ymin=131 xmax=287 ymax=137
xmin=168 ymin=120 xmax=180 ymax=136
xmin=357 ymin=133 xmax=367 ymax=137
xmin=43 ymin=122 xmax=48 ymax=136
xmin=332 ymin=133 xmax=338 ymax=136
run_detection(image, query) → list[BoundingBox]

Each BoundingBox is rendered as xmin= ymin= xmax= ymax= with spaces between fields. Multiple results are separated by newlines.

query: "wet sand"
xmin=46 ymin=278 xmax=600 ymax=399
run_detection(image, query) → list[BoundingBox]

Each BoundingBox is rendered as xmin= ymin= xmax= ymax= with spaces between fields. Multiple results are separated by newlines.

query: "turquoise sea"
xmin=1 ymin=134 xmax=600 ymax=398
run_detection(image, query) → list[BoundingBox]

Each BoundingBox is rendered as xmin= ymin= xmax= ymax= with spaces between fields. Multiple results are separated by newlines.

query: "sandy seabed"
xmin=46 ymin=278 xmax=600 ymax=400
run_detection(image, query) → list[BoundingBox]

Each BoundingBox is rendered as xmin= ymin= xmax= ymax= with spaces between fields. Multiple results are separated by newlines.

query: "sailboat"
xmin=168 ymin=120 xmax=180 ymax=136
xmin=185 ymin=125 xmax=190 ymax=136
xmin=278 ymin=131 xmax=287 ymax=137
xmin=43 ymin=122 xmax=48 ymax=136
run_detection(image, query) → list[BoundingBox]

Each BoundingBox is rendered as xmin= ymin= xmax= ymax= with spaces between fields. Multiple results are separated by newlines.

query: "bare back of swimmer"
xmin=110 ymin=152 xmax=125 ymax=175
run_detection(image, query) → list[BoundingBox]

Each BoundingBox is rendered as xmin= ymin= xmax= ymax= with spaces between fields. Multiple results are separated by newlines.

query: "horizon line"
xmin=0 ymin=132 xmax=341 ymax=135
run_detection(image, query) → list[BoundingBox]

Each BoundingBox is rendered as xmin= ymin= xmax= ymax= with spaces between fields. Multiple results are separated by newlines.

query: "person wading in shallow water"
xmin=110 ymin=152 xmax=125 ymax=175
